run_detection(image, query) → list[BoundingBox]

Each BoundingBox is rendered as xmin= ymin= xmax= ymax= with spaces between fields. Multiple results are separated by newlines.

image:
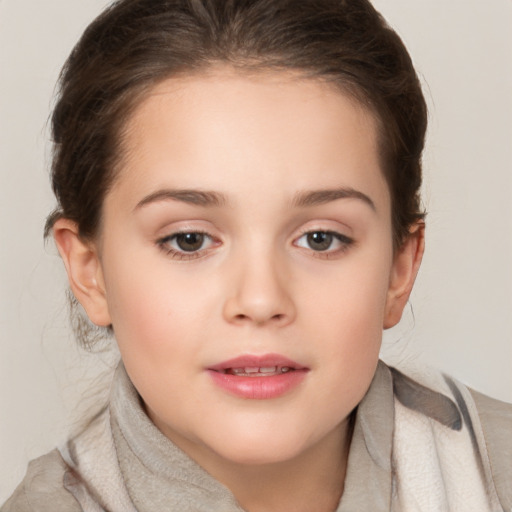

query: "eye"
xmin=157 ymin=231 xmax=216 ymax=258
xmin=295 ymin=230 xmax=353 ymax=253
xmin=173 ymin=232 xmax=208 ymax=252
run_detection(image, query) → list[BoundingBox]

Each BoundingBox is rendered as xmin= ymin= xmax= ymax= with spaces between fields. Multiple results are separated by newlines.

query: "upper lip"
xmin=208 ymin=353 xmax=307 ymax=371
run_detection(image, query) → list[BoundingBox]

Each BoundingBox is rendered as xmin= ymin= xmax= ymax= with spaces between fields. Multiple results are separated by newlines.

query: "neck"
xmin=193 ymin=416 xmax=353 ymax=512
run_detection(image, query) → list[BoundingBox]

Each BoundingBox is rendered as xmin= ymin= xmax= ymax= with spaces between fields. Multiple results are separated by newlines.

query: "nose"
xmin=222 ymin=250 xmax=296 ymax=327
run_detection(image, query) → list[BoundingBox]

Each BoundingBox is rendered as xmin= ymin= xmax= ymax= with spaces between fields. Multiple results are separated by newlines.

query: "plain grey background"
xmin=1 ymin=0 xmax=511 ymax=502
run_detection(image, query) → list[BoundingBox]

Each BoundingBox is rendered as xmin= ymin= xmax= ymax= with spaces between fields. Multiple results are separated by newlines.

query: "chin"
xmin=206 ymin=428 xmax=312 ymax=467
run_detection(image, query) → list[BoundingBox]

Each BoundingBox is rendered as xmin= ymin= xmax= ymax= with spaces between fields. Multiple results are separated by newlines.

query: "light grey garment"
xmin=2 ymin=361 xmax=511 ymax=511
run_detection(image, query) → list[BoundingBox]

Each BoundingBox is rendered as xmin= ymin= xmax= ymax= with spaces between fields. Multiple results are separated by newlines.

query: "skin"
xmin=54 ymin=69 xmax=423 ymax=512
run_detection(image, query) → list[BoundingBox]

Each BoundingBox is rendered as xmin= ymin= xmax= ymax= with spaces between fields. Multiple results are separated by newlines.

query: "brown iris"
xmin=307 ymin=232 xmax=334 ymax=251
xmin=175 ymin=233 xmax=205 ymax=252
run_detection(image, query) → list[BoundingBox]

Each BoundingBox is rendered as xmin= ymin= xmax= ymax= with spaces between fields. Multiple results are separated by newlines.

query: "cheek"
xmin=302 ymin=251 xmax=391 ymax=334
xmin=102 ymin=260 xmax=216 ymax=415
xmin=299 ymin=250 xmax=391 ymax=384
xmin=102 ymin=249 xmax=218 ymax=363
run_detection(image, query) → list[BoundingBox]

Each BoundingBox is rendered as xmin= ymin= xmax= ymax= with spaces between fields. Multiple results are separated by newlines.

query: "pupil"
xmin=176 ymin=233 xmax=204 ymax=252
xmin=307 ymin=232 xmax=332 ymax=251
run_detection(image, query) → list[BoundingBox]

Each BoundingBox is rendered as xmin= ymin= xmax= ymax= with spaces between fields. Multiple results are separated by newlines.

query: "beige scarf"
xmin=59 ymin=362 xmax=507 ymax=511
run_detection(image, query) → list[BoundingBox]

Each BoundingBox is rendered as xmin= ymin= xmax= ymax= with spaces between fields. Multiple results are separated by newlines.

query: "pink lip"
xmin=207 ymin=353 xmax=309 ymax=400
xmin=209 ymin=353 xmax=306 ymax=372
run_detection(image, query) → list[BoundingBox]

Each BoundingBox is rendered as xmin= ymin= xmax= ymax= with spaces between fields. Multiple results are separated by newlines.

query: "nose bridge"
xmin=223 ymin=240 xmax=295 ymax=326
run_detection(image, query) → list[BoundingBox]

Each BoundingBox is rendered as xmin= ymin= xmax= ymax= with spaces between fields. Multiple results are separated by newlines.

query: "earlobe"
xmin=52 ymin=219 xmax=112 ymax=327
xmin=384 ymin=223 xmax=425 ymax=329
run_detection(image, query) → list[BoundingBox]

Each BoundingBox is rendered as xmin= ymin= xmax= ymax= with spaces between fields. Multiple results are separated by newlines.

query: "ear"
xmin=52 ymin=219 xmax=112 ymax=327
xmin=384 ymin=223 xmax=425 ymax=329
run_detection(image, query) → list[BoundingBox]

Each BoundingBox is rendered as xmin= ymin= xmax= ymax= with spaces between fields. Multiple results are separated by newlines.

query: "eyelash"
xmin=156 ymin=229 xmax=354 ymax=261
xmin=156 ymin=231 xmax=217 ymax=261
xmin=294 ymin=230 xmax=354 ymax=259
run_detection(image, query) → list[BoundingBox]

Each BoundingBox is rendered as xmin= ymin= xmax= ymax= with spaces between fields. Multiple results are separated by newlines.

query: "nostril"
xmin=223 ymin=291 xmax=296 ymax=326
xmin=233 ymin=312 xmax=284 ymax=324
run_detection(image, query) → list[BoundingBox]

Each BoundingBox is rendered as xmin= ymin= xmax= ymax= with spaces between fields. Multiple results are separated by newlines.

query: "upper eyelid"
xmin=294 ymin=230 xmax=353 ymax=245
xmin=293 ymin=225 xmax=353 ymax=240
xmin=158 ymin=229 xmax=211 ymax=239
xmin=157 ymin=231 xmax=217 ymax=249
xmin=155 ymin=226 xmax=353 ymax=243
xmin=156 ymin=225 xmax=218 ymax=242
xmin=296 ymin=227 xmax=350 ymax=236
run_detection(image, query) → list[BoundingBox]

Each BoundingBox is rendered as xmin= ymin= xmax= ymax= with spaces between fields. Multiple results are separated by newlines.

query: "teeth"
xmin=227 ymin=366 xmax=294 ymax=375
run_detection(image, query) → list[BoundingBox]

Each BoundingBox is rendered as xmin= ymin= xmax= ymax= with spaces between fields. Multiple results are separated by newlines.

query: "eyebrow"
xmin=135 ymin=189 xmax=227 ymax=210
xmin=292 ymin=187 xmax=376 ymax=211
xmin=134 ymin=186 xmax=375 ymax=212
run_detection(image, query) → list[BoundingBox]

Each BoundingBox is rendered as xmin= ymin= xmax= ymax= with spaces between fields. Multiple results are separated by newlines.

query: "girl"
xmin=2 ymin=0 xmax=511 ymax=510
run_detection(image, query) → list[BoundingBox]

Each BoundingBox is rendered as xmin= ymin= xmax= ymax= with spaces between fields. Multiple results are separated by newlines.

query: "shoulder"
xmin=387 ymin=363 xmax=512 ymax=508
xmin=470 ymin=387 xmax=512 ymax=432
xmin=470 ymin=387 xmax=512 ymax=440
xmin=470 ymin=388 xmax=512 ymax=508
xmin=1 ymin=449 xmax=82 ymax=512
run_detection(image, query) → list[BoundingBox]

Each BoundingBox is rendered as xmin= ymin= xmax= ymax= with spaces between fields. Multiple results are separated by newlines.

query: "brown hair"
xmin=47 ymin=0 xmax=427 ymax=248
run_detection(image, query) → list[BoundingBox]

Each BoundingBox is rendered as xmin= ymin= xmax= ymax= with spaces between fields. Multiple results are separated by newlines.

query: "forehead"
xmin=111 ymin=69 xmax=389 ymax=212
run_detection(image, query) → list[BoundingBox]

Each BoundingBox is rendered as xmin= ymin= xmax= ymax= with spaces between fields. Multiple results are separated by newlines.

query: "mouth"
xmin=207 ymin=354 xmax=308 ymax=399
xmin=208 ymin=353 xmax=307 ymax=375
xmin=220 ymin=366 xmax=295 ymax=377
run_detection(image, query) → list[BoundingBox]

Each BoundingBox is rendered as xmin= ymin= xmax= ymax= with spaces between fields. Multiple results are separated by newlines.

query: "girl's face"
xmin=59 ymin=70 xmax=421 ymax=470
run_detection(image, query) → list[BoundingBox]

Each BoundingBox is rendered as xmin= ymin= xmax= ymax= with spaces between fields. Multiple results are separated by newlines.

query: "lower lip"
xmin=207 ymin=370 xmax=308 ymax=399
